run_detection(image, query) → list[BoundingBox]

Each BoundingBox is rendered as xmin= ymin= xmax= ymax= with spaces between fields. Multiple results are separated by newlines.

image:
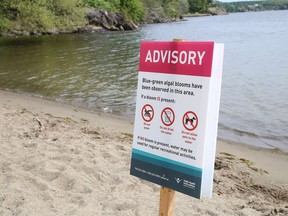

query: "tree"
xmin=188 ymin=0 xmax=208 ymax=13
xmin=120 ymin=0 xmax=145 ymax=22
xmin=164 ymin=0 xmax=189 ymax=18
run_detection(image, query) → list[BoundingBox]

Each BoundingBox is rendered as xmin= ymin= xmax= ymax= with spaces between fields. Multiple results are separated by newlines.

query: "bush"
xmin=83 ymin=0 xmax=121 ymax=11
xmin=0 ymin=0 xmax=86 ymax=33
xmin=47 ymin=0 xmax=86 ymax=29
xmin=188 ymin=0 xmax=208 ymax=13
xmin=16 ymin=2 xmax=54 ymax=31
xmin=0 ymin=17 xmax=10 ymax=31
xmin=164 ymin=0 xmax=189 ymax=18
xmin=120 ymin=0 xmax=145 ymax=22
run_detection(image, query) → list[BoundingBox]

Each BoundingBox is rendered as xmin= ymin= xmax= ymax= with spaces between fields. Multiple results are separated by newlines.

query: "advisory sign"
xmin=130 ymin=41 xmax=224 ymax=199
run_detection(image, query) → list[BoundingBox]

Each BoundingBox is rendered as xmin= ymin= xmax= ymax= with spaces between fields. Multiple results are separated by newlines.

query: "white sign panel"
xmin=130 ymin=41 xmax=224 ymax=199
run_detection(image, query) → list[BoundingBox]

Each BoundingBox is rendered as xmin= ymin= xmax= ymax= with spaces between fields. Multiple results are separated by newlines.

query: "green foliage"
xmin=142 ymin=0 xmax=189 ymax=18
xmin=47 ymin=0 xmax=86 ymax=28
xmin=120 ymin=0 xmax=145 ymax=22
xmin=0 ymin=0 xmax=19 ymax=20
xmin=216 ymin=0 xmax=288 ymax=13
xmin=17 ymin=2 xmax=54 ymax=31
xmin=164 ymin=0 xmax=189 ymax=17
xmin=83 ymin=0 xmax=120 ymax=11
xmin=83 ymin=0 xmax=145 ymax=22
xmin=188 ymin=0 xmax=208 ymax=13
xmin=0 ymin=0 xmax=86 ymax=33
xmin=83 ymin=0 xmax=146 ymax=22
xmin=0 ymin=0 xmax=212 ymax=34
xmin=142 ymin=0 xmax=163 ymax=8
xmin=262 ymin=0 xmax=288 ymax=10
xmin=0 ymin=17 xmax=10 ymax=31
xmin=0 ymin=1 xmax=11 ymax=31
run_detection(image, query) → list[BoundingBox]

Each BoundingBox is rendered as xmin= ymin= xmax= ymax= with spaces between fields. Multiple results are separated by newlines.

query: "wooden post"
xmin=158 ymin=38 xmax=188 ymax=216
xmin=159 ymin=186 xmax=176 ymax=216
xmin=172 ymin=38 xmax=188 ymax=42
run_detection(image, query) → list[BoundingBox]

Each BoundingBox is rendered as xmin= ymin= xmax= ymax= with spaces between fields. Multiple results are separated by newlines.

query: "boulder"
xmin=86 ymin=9 xmax=138 ymax=31
xmin=209 ymin=7 xmax=228 ymax=16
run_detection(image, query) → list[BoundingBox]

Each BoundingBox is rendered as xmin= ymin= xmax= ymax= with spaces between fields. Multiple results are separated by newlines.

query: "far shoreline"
xmin=0 ymin=7 xmax=229 ymax=38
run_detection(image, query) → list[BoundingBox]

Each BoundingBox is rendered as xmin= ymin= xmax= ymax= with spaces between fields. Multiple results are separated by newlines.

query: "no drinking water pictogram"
xmin=183 ymin=111 xmax=198 ymax=131
xmin=161 ymin=107 xmax=175 ymax=126
xmin=141 ymin=104 xmax=154 ymax=122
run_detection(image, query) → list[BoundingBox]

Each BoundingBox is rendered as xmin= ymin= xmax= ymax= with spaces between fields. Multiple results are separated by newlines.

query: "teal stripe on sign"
xmin=132 ymin=149 xmax=202 ymax=178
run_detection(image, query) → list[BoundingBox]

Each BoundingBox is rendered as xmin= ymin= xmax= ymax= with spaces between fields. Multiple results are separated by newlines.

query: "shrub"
xmin=0 ymin=17 xmax=10 ymax=31
xmin=83 ymin=0 xmax=121 ymax=11
xmin=120 ymin=0 xmax=145 ymax=22
xmin=164 ymin=0 xmax=189 ymax=18
xmin=0 ymin=0 xmax=86 ymax=33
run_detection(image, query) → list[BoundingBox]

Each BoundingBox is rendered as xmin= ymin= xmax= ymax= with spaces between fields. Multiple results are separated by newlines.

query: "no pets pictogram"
xmin=183 ymin=111 xmax=198 ymax=131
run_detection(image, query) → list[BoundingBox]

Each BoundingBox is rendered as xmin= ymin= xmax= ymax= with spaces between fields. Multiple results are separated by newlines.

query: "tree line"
xmin=216 ymin=0 xmax=288 ymax=13
xmin=0 ymin=0 xmax=212 ymax=34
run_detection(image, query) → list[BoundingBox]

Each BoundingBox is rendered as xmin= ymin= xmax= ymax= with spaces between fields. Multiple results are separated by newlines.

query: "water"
xmin=0 ymin=10 xmax=287 ymax=151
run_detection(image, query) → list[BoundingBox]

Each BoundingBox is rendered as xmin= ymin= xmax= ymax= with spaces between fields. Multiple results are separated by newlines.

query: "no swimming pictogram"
xmin=161 ymin=107 xmax=175 ymax=126
xmin=183 ymin=111 xmax=198 ymax=131
xmin=142 ymin=104 xmax=154 ymax=122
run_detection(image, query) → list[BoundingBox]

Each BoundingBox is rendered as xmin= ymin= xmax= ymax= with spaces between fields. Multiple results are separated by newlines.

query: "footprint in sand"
xmin=25 ymin=177 xmax=48 ymax=191
xmin=52 ymin=174 xmax=75 ymax=191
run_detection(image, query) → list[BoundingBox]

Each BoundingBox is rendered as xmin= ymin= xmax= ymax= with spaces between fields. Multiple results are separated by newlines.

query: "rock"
xmin=30 ymin=30 xmax=41 ymax=36
xmin=76 ymin=25 xmax=103 ymax=33
xmin=122 ymin=22 xmax=138 ymax=30
xmin=11 ymin=29 xmax=23 ymax=36
xmin=86 ymin=9 xmax=137 ymax=31
xmin=87 ymin=10 xmax=103 ymax=26
xmin=144 ymin=8 xmax=166 ymax=23
xmin=209 ymin=7 xmax=228 ymax=16
xmin=46 ymin=28 xmax=59 ymax=35
xmin=0 ymin=31 xmax=15 ymax=37
xmin=143 ymin=7 xmax=186 ymax=24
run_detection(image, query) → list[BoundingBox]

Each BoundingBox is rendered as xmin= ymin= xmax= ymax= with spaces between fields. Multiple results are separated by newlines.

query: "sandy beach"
xmin=0 ymin=90 xmax=287 ymax=216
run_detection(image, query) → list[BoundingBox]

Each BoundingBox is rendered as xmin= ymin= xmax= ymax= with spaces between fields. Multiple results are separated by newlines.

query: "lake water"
xmin=0 ymin=10 xmax=287 ymax=151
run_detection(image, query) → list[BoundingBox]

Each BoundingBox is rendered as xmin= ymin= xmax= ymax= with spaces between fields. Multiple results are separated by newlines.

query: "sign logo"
xmin=183 ymin=111 xmax=198 ymax=131
xmin=161 ymin=107 xmax=175 ymax=126
xmin=141 ymin=104 xmax=154 ymax=122
xmin=175 ymin=177 xmax=182 ymax=184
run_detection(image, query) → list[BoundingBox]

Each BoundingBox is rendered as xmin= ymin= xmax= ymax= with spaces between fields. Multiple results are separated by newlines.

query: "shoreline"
xmin=2 ymin=88 xmax=287 ymax=152
xmin=2 ymin=89 xmax=287 ymax=150
xmin=0 ymin=89 xmax=134 ymax=133
xmin=1 ymin=89 xmax=287 ymax=215
xmin=1 ymin=89 xmax=287 ymax=185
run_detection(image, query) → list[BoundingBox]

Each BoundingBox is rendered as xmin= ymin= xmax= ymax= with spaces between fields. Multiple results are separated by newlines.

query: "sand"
xmin=0 ymin=90 xmax=287 ymax=216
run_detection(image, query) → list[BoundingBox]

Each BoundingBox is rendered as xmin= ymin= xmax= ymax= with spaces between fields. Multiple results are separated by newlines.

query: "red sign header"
xmin=139 ymin=41 xmax=214 ymax=77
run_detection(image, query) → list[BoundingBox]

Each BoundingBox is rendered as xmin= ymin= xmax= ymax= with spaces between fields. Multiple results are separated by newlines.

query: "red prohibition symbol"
xmin=182 ymin=111 xmax=198 ymax=131
xmin=161 ymin=107 xmax=175 ymax=126
xmin=141 ymin=104 xmax=154 ymax=122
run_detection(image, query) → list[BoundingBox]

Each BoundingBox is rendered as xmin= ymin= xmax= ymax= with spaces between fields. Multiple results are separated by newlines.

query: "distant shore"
xmin=0 ymin=89 xmax=287 ymax=215
xmin=0 ymin=6 xmax=229 ymax=37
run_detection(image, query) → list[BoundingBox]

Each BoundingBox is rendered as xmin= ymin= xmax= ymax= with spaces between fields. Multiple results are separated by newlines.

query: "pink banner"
xmin=139 ymin=41 xmax=214 ymax=77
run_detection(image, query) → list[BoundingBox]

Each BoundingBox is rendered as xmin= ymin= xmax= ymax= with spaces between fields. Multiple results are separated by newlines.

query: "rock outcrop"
xmin=144 ymin=8 xmax=185 ymax=24
xmin=208 ymin=7 xmax=228 ymax=16
xmin=86 ymin=9 xmax=138 ymax=31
